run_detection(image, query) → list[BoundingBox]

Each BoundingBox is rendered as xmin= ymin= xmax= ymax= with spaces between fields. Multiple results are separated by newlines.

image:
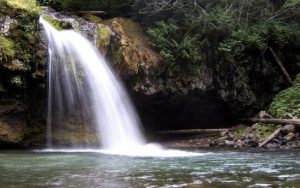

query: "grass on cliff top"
xmin=6 ymin=0 xmax=41 ymax=14
xmin=269 ymin=74 xmax=300 ymax=118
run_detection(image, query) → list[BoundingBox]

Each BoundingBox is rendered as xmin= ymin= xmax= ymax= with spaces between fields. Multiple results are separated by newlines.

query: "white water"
xmin=40 ymin=17 xmax=198 ymax=157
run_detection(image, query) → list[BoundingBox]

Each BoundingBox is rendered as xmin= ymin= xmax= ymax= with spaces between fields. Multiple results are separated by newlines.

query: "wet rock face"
xmin=41 ymin=7 xmax=97 ymax=39
xmin=0 ymin=100 xmax=26 ymax=147
xmin=0 ymin=1 xmax=47 ymax=148
xmin=0 ymin=16 xmax=17 ymax=36
xmin=0 ymin=99 xmax=45 ymax=148
xmin=49 ymin=118 xmax=100 ymax=147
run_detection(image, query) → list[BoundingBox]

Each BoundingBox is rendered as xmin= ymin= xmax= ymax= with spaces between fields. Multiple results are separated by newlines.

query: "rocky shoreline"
xmin=161 ymin=123 xmax=300 ymax=150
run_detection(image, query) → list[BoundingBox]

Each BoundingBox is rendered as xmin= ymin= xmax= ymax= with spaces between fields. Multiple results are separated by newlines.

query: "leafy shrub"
xmin=269 ymin=74 xmax=300 ymax=118
xmin=147 ymin=20 xmax=202 ymax=65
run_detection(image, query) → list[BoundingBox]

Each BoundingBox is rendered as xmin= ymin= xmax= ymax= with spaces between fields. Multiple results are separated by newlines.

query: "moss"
xmin=233 ymin=127 xmax=250 ymax=138
xmin=0 ymin=36 xmax=15 ymax=62
xmin=83 ymin=13 xmax=102 ymax=23
xmin=108 ymin=18 xmax=149 ymax=46
xmin=269 ymin=74 xmax=300 ymax=118
xmin=231 ymin=124 xmax=281 ymax=141
xmin=43 ymin=16 xmax=72 ymax=30
xmin=255 ymin=124 xmax=282 ymax=139
xmin=104 ymin=18 xmax=162 ymax=76
xmin=96 ymin=24 xmax=112 ymax=55
xmin=6 ymin=0 xmax=41 ymax=15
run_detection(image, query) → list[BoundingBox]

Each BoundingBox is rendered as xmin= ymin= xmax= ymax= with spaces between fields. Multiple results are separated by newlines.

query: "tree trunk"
xmin=158 ymin=128 xmax=229 ymax=134
xmin=269 ymin=47 xmax=293 ymax=85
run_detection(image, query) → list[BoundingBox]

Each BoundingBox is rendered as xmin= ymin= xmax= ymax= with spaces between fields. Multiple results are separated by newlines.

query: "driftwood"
xmin=269 ymin=47 xmax=293 ymax=85
xmin=158 ymin=128 xmax=229 ymax=134
xmin=241 ymin=118 xmax=300 ymax=126
xmin=259 ymin=127 xmax=282 ymax=147
xmin=72 ymin=11 xmax=106 ymax=15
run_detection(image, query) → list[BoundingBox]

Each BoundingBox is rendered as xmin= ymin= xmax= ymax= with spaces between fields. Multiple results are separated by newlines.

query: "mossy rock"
xmin=104 ymin=18 xmax=163 ymax=76
xmin=0 ymin=36 xmax=15 ymax=62
xmin=5 ymin=0 xmax=41 ymax=15
xmin=96 ymin=23 xmax=112 ymax=55
xmin=231 ymin=123 xmax=282 ymax=143
xmin=50 ymin=118 xmax=100 ymax=146
xmin=83 ymin=13 xmax=102 ymax=23
xmin=255 ymin=124 xmax=282 ymax=140
xmin=43 ymin=15 xmax=72 ymax=30
xmin=0 ymin=121 xmax=25 ymax=145
xmin=0 ymin=0 xmax=45 ymax=74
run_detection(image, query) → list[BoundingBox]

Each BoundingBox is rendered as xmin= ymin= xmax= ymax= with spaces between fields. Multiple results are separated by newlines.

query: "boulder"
xmin=0 ymin=121 xmax=25 ymax=146
xmin=282 ymin=124 xmax=295 ymax=133
xmin=224 ymin=140 xmax=235 ymax=147
xmin=103 ymin=17 xmax=163 ymax=76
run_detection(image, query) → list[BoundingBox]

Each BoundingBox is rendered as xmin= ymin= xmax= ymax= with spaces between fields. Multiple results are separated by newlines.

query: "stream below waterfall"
xmin=0 ymin=150 xmax=300 ymax=187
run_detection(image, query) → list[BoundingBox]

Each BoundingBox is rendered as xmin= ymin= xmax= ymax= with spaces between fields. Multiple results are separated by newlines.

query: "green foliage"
xmin=10 ymin=76 xmax=25 ymax=88
xmin=218 ymin=25 xmax=268 ymax=61
xmin=255 ymin=124 xmax=282 ymax=139
xmin=269 ymin=23 xmax=299 ymax=48
xmin=0 ymin=36 xmax=15 ymax=62
xmin=147 ymin=20 xmax=202 ymax=65
xmin=145 ymin=0 xmax=300 ymax=68
xmin=147 ymin=21 xmax=177 ymax=63
xmin=38 ymin=0 xmax=134 ymax=16
xmin=7 ymin=0 xmax=41 ymax=14
xmin=218 ymin=23 xmax=298 ymax=62
xmin=269 ymin=74 xmax=300 ymax=118
xmin=232 ymin=123 xmax=281 ymax=141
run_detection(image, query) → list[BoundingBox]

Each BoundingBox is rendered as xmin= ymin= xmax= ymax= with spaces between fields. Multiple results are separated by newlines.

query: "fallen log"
xmin=72 ymin=11 xmax=106 ymax=15
xmin=259 ymin=127 xmax=282 ymax=147
xmin=158 ymin=128 xmax=229 ymax=134
xmin=240 ymin=118 xmax=300 ymax=126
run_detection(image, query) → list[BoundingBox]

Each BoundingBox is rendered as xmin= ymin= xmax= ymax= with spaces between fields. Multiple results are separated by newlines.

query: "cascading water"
xmin=41 ymin=16 xmax=146 ymax=149
xmin=40 ymin=17 xmax=199 ymax=157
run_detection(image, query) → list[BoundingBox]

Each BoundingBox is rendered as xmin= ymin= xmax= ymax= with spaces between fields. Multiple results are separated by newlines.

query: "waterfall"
xmin=40 ymin=17 xmax=145 ymax=150
xmin=40 ymin=17 xmax=199 ymax=157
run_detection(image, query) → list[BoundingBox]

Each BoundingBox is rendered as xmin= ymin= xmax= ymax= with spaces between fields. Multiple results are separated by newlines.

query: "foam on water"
xmin=36 ymin=144 xmax=204 ymax=157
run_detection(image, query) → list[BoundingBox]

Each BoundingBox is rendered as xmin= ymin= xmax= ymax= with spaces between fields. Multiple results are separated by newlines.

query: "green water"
xmin=0 ymin=150 xmax=300 ymax=188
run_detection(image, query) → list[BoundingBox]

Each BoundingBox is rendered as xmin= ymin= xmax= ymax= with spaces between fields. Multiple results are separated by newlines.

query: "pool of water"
xmin=0 ymin=149 xmax=299 ymax=187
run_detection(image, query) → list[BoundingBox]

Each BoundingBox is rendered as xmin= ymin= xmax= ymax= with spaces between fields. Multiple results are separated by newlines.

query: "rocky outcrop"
xmin=103 ymin=18 xmax=163 ymax=76
xmin=0 ymin=1 xmax=47 ymax=148
xmin=211 ymin=123 xmax=300 ymax=149
xmin=0 ymin=100 xmax=27 ymax=147
xmin=0 ymin=98 xmax=45 ymax=148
